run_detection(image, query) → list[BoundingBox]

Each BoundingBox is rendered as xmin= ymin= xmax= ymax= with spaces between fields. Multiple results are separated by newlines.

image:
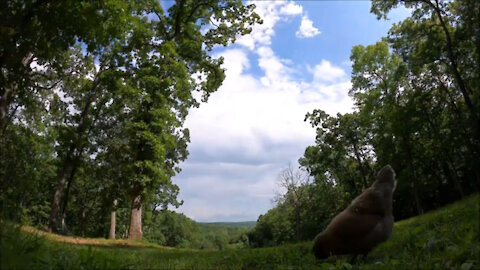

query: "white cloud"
xmin=237 ymin=1 xmax=313 ymax=51
xmin=173 ymin=1 xmax=351 ymax=222
xmin=280 ymin=2 xmax=303 ymax=15
xmin=174 ymin=47 xmax=353 ymax=221
xmin=236 ymin=2 xmax=284 ymax=50
xmin=312 ymin=60 xmax=346 ymax=83
xmin=220 ymin=49 xmax=250 ymax=77
xmin=296 ymin=16 xmax=321 ymax=38
xmin=257 ymin=46 xmax=293 ymax=87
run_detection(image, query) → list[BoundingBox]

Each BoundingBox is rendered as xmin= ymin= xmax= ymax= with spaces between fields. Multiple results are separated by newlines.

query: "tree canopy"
xmin=249 ymin=0 xmax=479 ymax=247
xmin=0 ymin=0 xmax=261 ymax=240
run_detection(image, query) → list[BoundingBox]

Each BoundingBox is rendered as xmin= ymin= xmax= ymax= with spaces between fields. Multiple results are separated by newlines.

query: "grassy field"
xmin=1 ymin=195 xmax=478 ymax=269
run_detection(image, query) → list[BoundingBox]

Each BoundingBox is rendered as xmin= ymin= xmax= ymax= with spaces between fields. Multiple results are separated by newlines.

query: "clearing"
xmin=1 ymin=195 xmax=478 ymax=269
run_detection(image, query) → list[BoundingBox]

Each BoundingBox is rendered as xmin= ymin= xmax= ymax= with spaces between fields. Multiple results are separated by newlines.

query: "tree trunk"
xmin=429 ymin=0 xmax=480 ymax=147
xmin=81 ymin=207 xmax=87 ymax=237
xmin=61 ymin=213 xmax=67 ymax=233
xmin=0 ymin=88 xmax=13 ymax=129
xmin=128 ymin=193 xmax=143 ymax=240
xmin=446 ymin=161 xmax=464 ymax=198
xmin=295 ymin=209 xmax=301 ymax=241
xmin=59 ymin=165 xmax=78 ymax=233
xmin=352 ymin=141 xmax=368 ymax=189
xmin=409 ymin=166 xmax=424 ymax=215
xmin=430 ymin=0 xmax=473 ymax=104
xmin=47 ymin=74 xmax=103 ymax=232
xmin=48 ymin=158 xmax=73 ymax=232
xmin=402 ymin=135 xmax=424 ymax=215
xmin=109 ymin=199 xmax=118 ymax=239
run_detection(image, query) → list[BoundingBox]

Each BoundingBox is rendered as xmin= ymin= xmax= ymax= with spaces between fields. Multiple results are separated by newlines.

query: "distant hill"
xmin=198 ymin=221 xmax=256 ymax=229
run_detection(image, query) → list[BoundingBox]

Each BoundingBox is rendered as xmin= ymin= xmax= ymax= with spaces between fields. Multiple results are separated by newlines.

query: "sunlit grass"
xmin=1 ymin=194 xmax=478 ymax=269
xmin=21 ymin=225 xmax=171 ymax=249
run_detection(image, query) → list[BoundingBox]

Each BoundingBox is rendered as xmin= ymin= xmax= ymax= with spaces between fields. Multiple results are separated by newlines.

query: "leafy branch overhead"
xmin=0 ymin=0 xmax=261 ymax=239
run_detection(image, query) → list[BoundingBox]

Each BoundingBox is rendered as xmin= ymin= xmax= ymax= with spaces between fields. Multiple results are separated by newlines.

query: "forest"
xmin=0 ymin=0 xmax=260 ymax=246
xmin=248 ymin=0 xmax=480 ymax=247
xmin=0 ymin=0 xmax=479 ymax=269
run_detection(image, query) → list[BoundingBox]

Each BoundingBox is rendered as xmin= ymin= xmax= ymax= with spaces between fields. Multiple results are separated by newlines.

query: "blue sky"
xmin=172 ymin=1 xmax=410 ymax=222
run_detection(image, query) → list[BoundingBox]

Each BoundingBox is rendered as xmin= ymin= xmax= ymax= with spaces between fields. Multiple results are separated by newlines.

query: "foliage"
xmin=143 ymin=210 xmax=251 ymax=250
xmin=0 ymin=0 xmax=261 ymax=239
xmin=249 ymin=205 xmax=295 ymax=247
xmin=1 ymin=1 xmax=479 ymax=267
xmin=248 ymin=165 xmax=348 ymax=247
xmin=1 ymin=194 xmax=478 ymax=269
xmin=249 ymin=0 xmax=479 ymax=248
xmin=196 ymin=222 xmax=252 ymax=250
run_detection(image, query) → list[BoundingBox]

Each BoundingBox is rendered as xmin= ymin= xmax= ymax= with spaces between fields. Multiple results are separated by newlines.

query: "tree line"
xmin=0 ymin=0 xmax=260 ymax=241
xmin=248 ymin=0 xmax=480 ymax=247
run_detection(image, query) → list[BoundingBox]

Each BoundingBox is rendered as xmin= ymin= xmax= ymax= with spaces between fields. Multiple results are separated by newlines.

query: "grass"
xmin=1 ymin=194 xmax=478 ymax=269
xmin=20 ymin=226 xmax=168 ymax=249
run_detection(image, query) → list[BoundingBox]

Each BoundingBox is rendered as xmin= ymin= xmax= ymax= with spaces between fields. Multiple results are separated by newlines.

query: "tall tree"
xmin=250 ymin=0 xmax=479 ymax=246
xmin=97 ymin=0 xmax=261 ymax=240
xmin=275 ymin=165 xmax=311 ymax=241
xmin=371 ymin=0 xmax=480 ymax=185
xmin=302 ymin=110 xmax=375 ymax=198
xmin=48 ymin=39 xmax=133 ymax=232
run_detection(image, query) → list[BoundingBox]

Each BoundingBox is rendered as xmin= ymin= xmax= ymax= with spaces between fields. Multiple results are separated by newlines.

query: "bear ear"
xmin=377 ymin=164 xmax=395 ymax=184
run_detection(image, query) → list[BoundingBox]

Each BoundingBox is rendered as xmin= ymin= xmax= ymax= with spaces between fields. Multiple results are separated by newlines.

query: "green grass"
xmin=1 ymin=195 xmax=478 ymax=269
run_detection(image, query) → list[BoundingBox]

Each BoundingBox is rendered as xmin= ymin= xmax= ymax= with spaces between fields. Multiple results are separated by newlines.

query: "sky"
xmin=172 ymin=1 xmax=410 ymax=222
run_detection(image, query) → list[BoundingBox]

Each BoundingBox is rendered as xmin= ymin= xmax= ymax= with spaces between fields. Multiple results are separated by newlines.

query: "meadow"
xmin=1 ymin=194 xmax=478 ymax=270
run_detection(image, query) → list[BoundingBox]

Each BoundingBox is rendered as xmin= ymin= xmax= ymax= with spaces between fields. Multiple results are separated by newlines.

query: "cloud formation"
xmin=296 ymin=16 xmax=321 ymax=38
xmin=237 ymin=1 xmax=310 ymax=50
xmin=280 ymin=2 xmax=303 ymax=16
xmin=173 ymin=1 xmax=353 ymax=222
xmin=311 ymin=60 xmax=346 ymax=83
xmin=175 ymin=52 xmax=353 ymax=221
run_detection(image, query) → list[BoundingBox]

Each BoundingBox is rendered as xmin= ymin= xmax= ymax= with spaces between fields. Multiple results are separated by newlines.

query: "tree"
xmin=250 ymin=0 xmax=479 ymax=247
xmin=299 ymin=0 xmax=479 ymax=221
xmin=0 ymin=0 xmax=137 ymax=134
xmin=275 ymin=165 xmax=311 ymax=241
xmin=302 ymin=110 xmax=375 ymax=198
xmin=350 ymin=41 xmax=426 ymax=215
xmin=105 ymin=0 xmax=261 ymax=240
xmin=248 ymin=206 xmax=295 ymax=247
xmin=371 ymin=0 xmax=480 ymax=185
xmin=48 ymin=37 xmax=136 ymax=232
